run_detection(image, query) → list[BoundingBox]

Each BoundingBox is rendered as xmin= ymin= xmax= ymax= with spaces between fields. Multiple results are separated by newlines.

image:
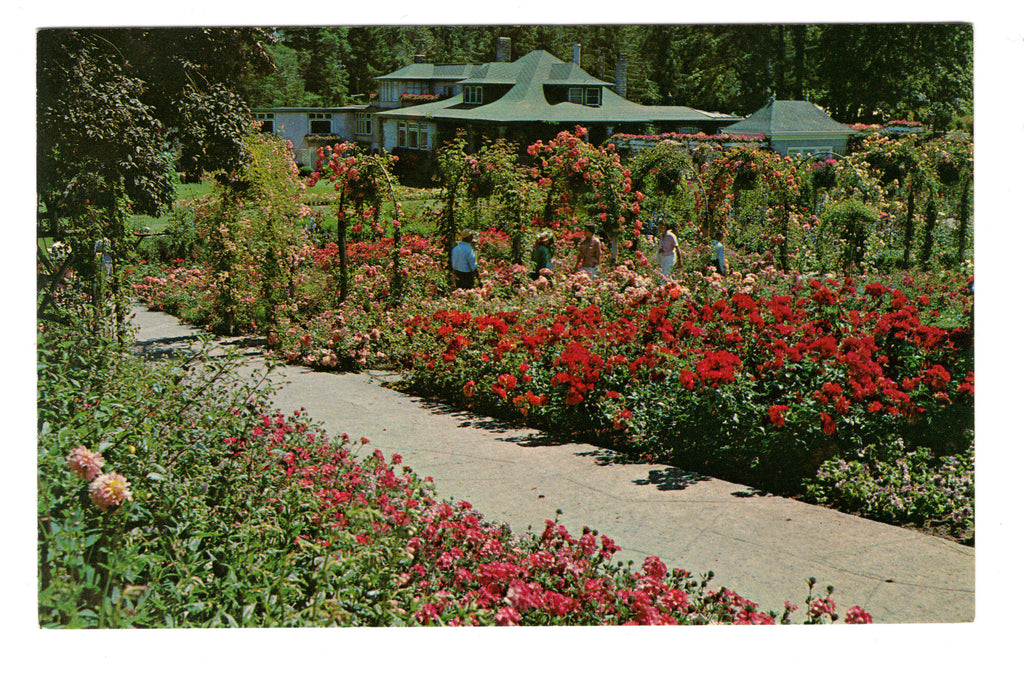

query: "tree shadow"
xmin=633 ymin=467 xmax=712 ymax=491
xmin=411 ymin=397 xmax=519 ymax=435
xmin=221 ymin=336 xmax=266 ymax=350
xmin=132 ymin=334 xmax=200 ymax=360
xmin=730 ymin=489 xmax=771 ymax=498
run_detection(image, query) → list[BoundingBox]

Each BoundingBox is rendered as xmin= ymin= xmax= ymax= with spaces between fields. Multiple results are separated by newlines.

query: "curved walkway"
xmin=131 ymin=304 xmax=973 ymax=624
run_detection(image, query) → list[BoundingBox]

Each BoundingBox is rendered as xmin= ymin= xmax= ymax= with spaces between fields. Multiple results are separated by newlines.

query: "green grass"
xmin=127 ymin=179 xmax=215 ymax=235
xmin=127 ymin=175 xmax=444 ymax=240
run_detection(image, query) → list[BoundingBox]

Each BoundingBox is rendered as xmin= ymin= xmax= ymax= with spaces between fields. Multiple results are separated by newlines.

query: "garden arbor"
xmin=310 ymin=143 xmax=404 ymax=304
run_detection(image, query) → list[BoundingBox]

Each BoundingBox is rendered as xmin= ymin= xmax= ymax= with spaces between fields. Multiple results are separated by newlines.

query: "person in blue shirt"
xmin=711 ymin=232 xmax=727 ymax=276
xmin=451 ymin=229 xmax=481 ymax=289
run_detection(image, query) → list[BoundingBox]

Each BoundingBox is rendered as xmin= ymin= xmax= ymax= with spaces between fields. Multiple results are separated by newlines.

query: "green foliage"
xmin=178 ymin=132 xmax=314 ymax=333
xmin=803 ymin=438 xmax=974 ymax=544
xmin=37 ymin=27 xmax=275 ymax=335
xmin=819 ymin=199 xmax=880 ymax=273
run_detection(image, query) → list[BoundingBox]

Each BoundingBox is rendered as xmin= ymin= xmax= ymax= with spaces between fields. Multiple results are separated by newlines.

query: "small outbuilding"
xmin=720 ymin=99 xmax=856 ymax=157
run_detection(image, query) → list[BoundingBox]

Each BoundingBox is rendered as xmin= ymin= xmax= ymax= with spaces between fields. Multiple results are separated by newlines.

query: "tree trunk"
xmin=902 ymin=180 xmax=916 ymax=269
xmin=918 ymin=192 xmax=936 ymax=270
xmin=337 ymin=194 xmax=348 ymax=303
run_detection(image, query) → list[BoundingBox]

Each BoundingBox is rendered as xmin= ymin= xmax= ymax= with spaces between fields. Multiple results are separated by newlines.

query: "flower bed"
xmin=37 ymin=316 xmax=868 ymax=626
xmin=133 ymin=237 xmax=974 ymax=541
xmin=398 ymin=266 xmax=973 ymax=494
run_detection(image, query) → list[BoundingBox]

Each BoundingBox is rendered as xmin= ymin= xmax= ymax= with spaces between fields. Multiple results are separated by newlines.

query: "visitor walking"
xmin=657 ymin=219 xmax=682 ymax=282
xmin=451 ymin=229 xmax=481 ymax=290
xmin=530 ymin=231 xmax=555 ymax=280
xmin=711 ymin=233 xmax=728 ymax=276
xmin=574 ymin=222 xmax=602 ymax=278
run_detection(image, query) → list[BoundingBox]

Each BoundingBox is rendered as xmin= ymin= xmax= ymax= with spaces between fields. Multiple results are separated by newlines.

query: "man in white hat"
xmin=451 ymin=229 xmax=481 ymax=289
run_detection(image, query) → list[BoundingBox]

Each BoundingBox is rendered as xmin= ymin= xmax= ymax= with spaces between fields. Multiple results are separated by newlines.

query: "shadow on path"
xmin=133 ymin=335 xmax=200 ymax=360
xmin=633 ymin=467 xmax=712 ymax=491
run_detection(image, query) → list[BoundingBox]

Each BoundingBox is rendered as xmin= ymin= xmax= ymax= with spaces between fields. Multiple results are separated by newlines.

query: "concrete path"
xmin=130 ymin=304 xmax=974 ymax=624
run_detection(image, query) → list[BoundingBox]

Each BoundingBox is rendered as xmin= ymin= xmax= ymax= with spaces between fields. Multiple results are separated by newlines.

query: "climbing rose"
xmin=67 ymin=446 xmax=104 ymax=481
xmin=89 ymin=472 xmax=132 ymax=511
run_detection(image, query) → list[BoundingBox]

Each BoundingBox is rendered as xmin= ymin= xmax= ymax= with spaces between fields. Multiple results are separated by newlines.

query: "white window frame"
xmin=585 ymin=87 xmax=601 ymax=106
xmin=308 ymin=112 xmax=332 ymax=135
xmin=397 ymin=121 xmax=430 ymax=149
xmin=254 ymin=112 xmax=275 ymax=133
xmin=568 ymin=87 xmax=583 ymax=104
xmin=356 ymin=113 xmax=372 ymax=136
xmin=465 ymin=86 xmax=483 ymax=104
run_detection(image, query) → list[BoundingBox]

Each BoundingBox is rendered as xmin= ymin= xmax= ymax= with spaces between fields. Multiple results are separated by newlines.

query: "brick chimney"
xmin=413 ymin=54 xmax=426 ymax=64
xmin=496 ymin=36 xmax=512 ymax=63
xmin=615 ymin=53 xmax=627 ymax=97
xmin=571 ymin=43 xmax=581 ymax=66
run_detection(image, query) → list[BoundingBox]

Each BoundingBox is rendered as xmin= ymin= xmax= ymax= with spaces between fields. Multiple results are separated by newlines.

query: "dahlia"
xmin=89 ymin=472 xmax=133 ymax=512
xmin=66 ymin=446 xmax=104 ymax=481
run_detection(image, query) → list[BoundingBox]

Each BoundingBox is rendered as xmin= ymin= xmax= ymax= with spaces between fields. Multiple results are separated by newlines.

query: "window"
xmin=788 ymin=146 xmax=833 ymax=157
xmin=397 ymin=121 xmax=430 ymax=149
xmin=381 ymin=81 xmax=399 ymax=102
xmin=254 ymin=112 xmax=275 ymax=133
xmin=585 ymin=87 xmax=601 ymax=106
xmin=356 ymin=113 xmax=372 ymax=136
xmin=308 ymin=113 xmax=332 ymax=135
xmin=464 ymin=86 xmax=483 ymax=104
xmin=568 ymin=87 xmax=583 ymax=104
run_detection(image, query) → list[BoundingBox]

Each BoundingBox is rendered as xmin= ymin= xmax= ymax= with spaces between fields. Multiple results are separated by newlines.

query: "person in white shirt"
xmin=657 ymin=219 xmax=682 ymax=282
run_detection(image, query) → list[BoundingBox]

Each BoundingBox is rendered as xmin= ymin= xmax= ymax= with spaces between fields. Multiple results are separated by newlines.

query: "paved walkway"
xmin=131 ymin=304 xmax=974 ymax=624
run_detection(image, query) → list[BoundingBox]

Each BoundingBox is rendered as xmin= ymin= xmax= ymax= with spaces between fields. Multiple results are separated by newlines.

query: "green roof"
xmin=376 ymin=50 xmax=738 ymax=126
xmin=375 ymin=63 xmax=476 ymax=81
xmin=722 ymin=100 xmax=855 ymax=136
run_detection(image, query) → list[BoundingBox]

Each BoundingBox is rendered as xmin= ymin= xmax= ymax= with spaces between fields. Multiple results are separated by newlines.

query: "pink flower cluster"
xmin=89 ymin=472 xmax=133 ymax=512
xmin=66 ymin=446 xmax=132 ymax=512
xmin=234 ymin=410 xmax=873 ymax=626
xmin=67 ymin=446 xmax=105 ymax=481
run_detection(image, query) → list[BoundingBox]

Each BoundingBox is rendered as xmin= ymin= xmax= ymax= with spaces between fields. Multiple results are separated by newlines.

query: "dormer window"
xmin=568 ymin=86 xmax=601 ymax=106
xmin=464 ymin=86 xmax=483 ymax=104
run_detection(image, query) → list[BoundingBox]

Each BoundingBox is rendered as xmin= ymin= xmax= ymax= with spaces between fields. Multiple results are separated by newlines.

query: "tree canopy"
xmin=238 ymin=24 xmax=972 ymax=129
xmin=37 ymin=27 xmax=275 ymax=326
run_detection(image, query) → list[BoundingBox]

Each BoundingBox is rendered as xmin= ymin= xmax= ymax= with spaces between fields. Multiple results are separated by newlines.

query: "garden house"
xmin=720 ymin=99 xmax=856 ymax=157
xmin=251 ymin=37 xmax=739 ymax=167
xmin=373 ymin=43 xmax=740 ymax=154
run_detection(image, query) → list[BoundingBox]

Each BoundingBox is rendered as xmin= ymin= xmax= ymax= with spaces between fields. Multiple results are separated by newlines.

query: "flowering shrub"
xmin=399 ymin=265 xmax=972 ymax=493
xmin=803 ymin=438 xmax=974 ymax=543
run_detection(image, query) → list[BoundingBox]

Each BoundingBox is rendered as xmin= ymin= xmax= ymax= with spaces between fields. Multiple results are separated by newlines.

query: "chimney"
xmin=496 ymin=36 xmax=511 ymax=63
xmin=571 ymin=43 xmax=581 ymax=66
xmin=615 ymin=53 xmax=627 ymax=97
xmin=413 ymin=54 xmax=426 ymax=64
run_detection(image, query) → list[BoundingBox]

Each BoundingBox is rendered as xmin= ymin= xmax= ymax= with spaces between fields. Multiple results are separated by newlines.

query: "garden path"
xmin=131 ymin=304 xmax=973 ymax=624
